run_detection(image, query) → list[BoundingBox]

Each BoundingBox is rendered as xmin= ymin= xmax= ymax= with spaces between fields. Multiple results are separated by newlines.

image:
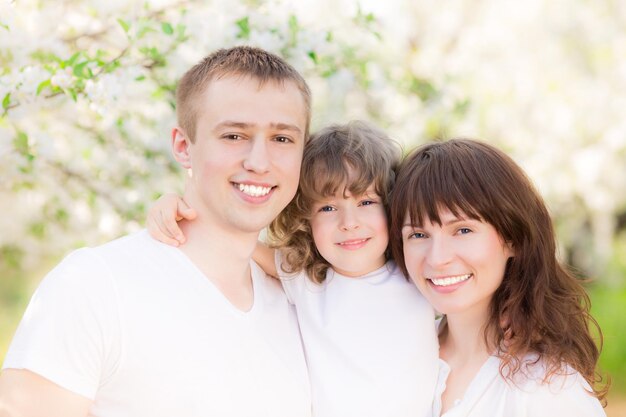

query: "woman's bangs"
xmin=405 ymin=161 xmax=484 ymax=227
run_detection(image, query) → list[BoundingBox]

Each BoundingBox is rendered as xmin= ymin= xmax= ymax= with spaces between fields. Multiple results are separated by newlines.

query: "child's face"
xmin=309 ymin=185 xmax=388 ymax=277
xmin=401 ymin=208 xmax=513 ymax=319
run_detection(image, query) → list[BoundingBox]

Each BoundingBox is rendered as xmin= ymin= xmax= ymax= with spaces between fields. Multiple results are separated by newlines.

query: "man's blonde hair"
xmin=176 ymin=46 xmax=312 ymax=142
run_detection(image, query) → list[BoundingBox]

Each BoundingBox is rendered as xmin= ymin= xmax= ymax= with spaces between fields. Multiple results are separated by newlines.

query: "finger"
xmin=147 ymin=215 xmax=180 ymax=247
xmin=160 ymin=210 xmax=185 ymax=244
xmin=177 ymin=198 xmax=197 ymax=221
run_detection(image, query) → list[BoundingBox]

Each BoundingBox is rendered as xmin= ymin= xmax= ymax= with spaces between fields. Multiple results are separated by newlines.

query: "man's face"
xmin=179 ymin=75 xmax=306 ymax=235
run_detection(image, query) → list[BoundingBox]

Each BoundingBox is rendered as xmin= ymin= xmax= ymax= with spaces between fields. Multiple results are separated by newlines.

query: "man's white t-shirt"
xmin=277 ymin=255 xmax=439 ymax=417
xmin=432 ymin=355 xmax=606 ymax=417
xmin=3 ymin=230 xmax=311 ymax=417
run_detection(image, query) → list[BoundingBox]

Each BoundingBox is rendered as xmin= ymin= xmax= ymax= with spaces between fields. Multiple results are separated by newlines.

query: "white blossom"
xmin=1 ymin=0 xmax=625 ymax=286
xmin=50 ymin=67 xmax=74 ymax=89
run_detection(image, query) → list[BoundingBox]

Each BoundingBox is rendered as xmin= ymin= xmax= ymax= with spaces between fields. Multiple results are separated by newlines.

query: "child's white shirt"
xmin=277 ymin=252 xmax=439 ymax=417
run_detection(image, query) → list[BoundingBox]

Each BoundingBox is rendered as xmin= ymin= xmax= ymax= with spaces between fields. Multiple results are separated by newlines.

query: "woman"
xmin=389 ymin=139 xmax=607 ymax=416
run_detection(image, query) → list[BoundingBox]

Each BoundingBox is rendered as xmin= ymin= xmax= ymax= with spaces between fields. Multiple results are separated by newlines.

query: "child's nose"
xmin=339 ymin=208 xmax=359 ymax=231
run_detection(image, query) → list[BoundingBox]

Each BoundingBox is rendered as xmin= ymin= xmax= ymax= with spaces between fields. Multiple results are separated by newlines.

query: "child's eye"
xmin=319 ymin=205 xmax=335 ymax=212
xmin=360 ymin=200 xmax=376 ymax=206
xmin=457 ymin=228 xmax=472 ymax=235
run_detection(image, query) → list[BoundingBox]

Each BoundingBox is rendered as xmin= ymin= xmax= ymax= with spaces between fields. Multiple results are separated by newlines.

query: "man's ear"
xmin=171 ymin=127 xmax=192 ymax=169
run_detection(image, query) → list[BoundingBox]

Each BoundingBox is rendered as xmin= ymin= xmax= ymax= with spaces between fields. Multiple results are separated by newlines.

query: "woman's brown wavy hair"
xmin=268 ymin=120 xmax=401 ymax=283
xmin=389 ymin=139 xmax=608 ymax=403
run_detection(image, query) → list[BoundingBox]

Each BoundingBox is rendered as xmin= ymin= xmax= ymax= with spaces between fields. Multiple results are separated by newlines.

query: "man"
xmin=0 ymin=47 xmax=312 ymax=417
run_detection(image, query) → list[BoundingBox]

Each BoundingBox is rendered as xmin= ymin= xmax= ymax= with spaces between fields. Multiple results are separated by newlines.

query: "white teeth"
xmin=238 ymin=183 xmax=272 ymax=197
xmin=429 ymin=274 xmax=472 ymax=287
xmin=338 ymin=239 xmax=367 ymax=246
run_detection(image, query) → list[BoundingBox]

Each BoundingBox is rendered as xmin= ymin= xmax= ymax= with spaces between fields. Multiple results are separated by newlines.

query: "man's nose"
xmin=243 ymin=138 xmax=270 ymax=173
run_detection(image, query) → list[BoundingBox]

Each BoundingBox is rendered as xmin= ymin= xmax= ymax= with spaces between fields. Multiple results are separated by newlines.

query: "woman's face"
xmin=401 ymin=208 xmax=513 ymax=318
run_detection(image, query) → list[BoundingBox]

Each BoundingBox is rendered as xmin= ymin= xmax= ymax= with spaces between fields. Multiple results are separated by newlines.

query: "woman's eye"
xmin=408 ymin=232 xmax=426 ymax=239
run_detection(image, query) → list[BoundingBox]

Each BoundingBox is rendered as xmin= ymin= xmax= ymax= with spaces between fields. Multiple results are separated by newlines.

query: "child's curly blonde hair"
xmin=268 ymin=120 xmax=401 ymax=283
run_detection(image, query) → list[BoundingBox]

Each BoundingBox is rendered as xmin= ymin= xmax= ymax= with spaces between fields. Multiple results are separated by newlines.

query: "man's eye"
xmin=224 ymin=134 xmax=242 ymax=141
xmin=274 ymin=136 xmax=292 ymax=143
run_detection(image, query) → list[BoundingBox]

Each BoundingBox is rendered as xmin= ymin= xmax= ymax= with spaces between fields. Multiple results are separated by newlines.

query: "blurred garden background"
xmin=1 ymin=0 xmax=625 ymax=414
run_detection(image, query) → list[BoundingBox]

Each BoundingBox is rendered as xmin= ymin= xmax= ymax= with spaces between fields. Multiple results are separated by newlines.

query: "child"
xmin=148 ymin=121 xmax=439 ymax=417
xmin=389 ymin=139 xmax=607 ymax=416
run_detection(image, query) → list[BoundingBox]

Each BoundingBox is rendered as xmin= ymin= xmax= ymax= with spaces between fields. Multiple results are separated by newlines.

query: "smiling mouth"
xmin=235 ymin=183 xmax=273 ymax=197
xmin=427 ymin=274 xmax=473 ymax=287
xmin=337 ymin=238 xmax=369 ymax=246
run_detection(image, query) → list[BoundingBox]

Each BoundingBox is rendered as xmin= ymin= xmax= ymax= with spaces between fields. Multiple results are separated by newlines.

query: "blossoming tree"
xmin=1 ymin=0 xmax=625 ymax=295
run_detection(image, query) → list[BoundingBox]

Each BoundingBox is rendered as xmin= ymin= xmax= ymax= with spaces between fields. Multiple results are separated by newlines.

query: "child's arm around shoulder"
xmin=146 ymin=193 xmax=281 ymax=280
xmin=253 ymin=241 xmax=278 ymax=279
xmin=146 ymin=193 xmax=196 ymax=246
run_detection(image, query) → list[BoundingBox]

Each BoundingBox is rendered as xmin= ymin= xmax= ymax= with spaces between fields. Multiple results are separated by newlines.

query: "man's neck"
xmin=177 ymin=214 xmax=259 ymax=311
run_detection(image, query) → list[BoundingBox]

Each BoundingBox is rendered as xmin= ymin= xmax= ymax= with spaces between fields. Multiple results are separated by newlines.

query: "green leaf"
xmin=289 ymin=15 xmax=300 ymax=43
xmin=0 ymin=22 xmax=9 ymax=31
xmin=161 ymin=22 xmax=174 ymax=35
xmin=137 ymin=25 xmax=157 ymax=39
xmin=29 ymin=222 xmax=46 ymax=239
xmin=453 ymin=98 xmax=471 ymax=115
xmin=55 ymin=208 xmax=69 ymax=224
xmin=14 ymin=131 xmax=29 ymax=155
xmin=73 ymin=61 xmax=89 ymax=78
xmin=409 ymin=76 xmax=437 ymax=101
xmin=36 ymin=79 xmax=51 ymax=95
xmin=2 ymin=92 xmax=10 ymax=110
xmin=0 ymin=245 xmax=24 ymax=269
xmin=175 ymin=23 xmax=188 ymax=41
xmin=235 ymin=17 xmax=250 ymax=39
xmin=117 ymin=18 xmax=130 ymax=33
xmin=308 ymin=51 xmax=318 ymax=64
xmin=66 ymin=52 xmax=81 ymax=67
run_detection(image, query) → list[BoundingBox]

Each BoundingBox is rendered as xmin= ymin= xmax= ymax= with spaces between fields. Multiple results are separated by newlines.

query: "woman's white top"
xmin=433 ymin=355 xmax=606 ymax=417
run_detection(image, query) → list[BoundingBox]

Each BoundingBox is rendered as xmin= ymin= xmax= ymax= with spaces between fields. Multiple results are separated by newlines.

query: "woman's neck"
xmin=438 ymin=307 xmax=494 ymax=415
xmin=441 ymin=305 xmax=493 ymax=363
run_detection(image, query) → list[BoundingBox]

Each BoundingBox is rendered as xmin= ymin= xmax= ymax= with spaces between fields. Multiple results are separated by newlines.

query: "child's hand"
xmin=146 ymin=193 xmax=197 ymax=246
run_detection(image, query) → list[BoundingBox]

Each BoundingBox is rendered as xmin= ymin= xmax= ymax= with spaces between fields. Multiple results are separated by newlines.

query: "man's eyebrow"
xmin=213 ymin=121 xmax=302 ymax=134
xmin=213 ymin=121 xmax=252 ymax=131
xmin=270 ymin=123 xmax=302 ymax=133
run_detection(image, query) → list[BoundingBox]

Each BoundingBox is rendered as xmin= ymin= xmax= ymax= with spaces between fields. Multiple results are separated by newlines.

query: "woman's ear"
xmin=171 ymin=127 xmax=192 ymax=169
xmin=505 ymin=240 xmax=515 ymax=258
